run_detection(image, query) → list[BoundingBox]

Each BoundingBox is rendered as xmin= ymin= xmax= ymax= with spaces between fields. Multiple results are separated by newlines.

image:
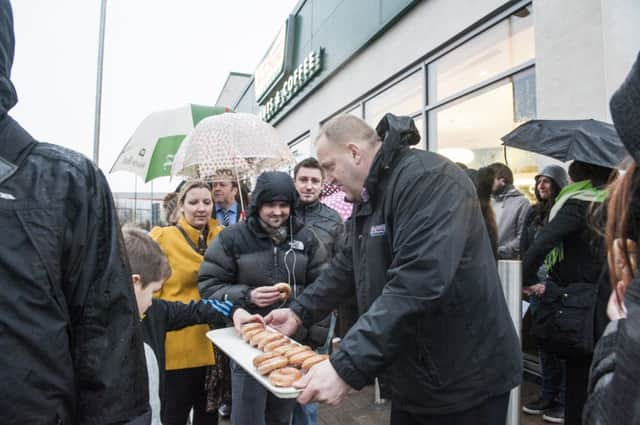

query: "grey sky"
xmin=10 ymin=0 xmax=298 ymax=193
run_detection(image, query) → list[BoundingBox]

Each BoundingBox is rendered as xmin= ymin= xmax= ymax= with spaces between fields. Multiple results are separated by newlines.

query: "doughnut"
xmin=242 ymin=328 xmax=263 ymax=342
xmin=273 ymin=343 xmax=299 ymax=356
xmin=257 ymin=356 xmax=289 ymax=375
xmin=250 ymin=330 xmax=274 ymax=347
xmin=288 ymin=350 xmax=316 ymax=368
xmin=274 ymin=282 xmax=292 ymax=300
xmin=262 ymin=335 xmax=289 ymax=352
xmin=269 ymin=367 xmax=303 ymax=388
xmin=240 ymin=322 xmax=264 ymax=334
xmin=252 ymin=351 xmax=280 ymax=368
xmin=257 ymin=332 xmax=285 ymax=351
xmin=284 ymin=345 xmax=312 ymax=360
xmin=301 ymin=354 xmax=329 ymax=372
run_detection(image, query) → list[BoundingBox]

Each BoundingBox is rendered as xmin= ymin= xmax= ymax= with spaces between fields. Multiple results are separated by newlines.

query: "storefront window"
xmin=427 ymin=6 xmax=534 ymax=103
xmin=429 ymin=71 xmax=538 ymax=199
xmin=412 ymin=114 xmax=426 ymax=150
xmin=346 ymin=104 xmax=363 ymax=118
xmin=289 ymin=133 xmax=312 ymax=164
xmin=364 ymin=70 xmax=423 ymax=127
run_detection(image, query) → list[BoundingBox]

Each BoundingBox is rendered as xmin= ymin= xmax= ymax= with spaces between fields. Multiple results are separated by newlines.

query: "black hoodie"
xmin=0 ymin=2 xmax=150 ymax=423
xmin=198 ymin=171 xmax=326 ymax=345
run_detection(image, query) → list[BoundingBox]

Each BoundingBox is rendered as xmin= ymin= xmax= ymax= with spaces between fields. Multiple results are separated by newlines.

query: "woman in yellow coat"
xmin=150 ymin=180 xmax=224 ymax=425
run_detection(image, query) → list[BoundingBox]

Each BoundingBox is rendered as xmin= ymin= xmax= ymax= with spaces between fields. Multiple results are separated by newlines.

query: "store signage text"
xmin=259 ymin=49 xmax=322 ymax=122
xmin=254 ymin=21 xmax=290 ymax=102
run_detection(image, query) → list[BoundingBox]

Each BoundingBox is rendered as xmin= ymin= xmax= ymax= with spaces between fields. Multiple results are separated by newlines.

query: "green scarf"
xmin=544 ymin=180 xmax=607 ymax=270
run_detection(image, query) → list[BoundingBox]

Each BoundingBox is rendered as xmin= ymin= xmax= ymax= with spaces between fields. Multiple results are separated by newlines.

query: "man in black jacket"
xmin=0 ymin=2 xmax=150 ymax=424
xmin=198 ymin=171 xmax=324 ymax=425
xmin=294 ymin=157 xmax=344 ymax=264
xmin=267 ymin=114 xmax=522 ymax=424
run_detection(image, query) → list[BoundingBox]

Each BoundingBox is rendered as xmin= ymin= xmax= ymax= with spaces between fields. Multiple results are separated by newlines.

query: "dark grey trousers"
xmin=230 ymin=360 xmax=295 ymax=425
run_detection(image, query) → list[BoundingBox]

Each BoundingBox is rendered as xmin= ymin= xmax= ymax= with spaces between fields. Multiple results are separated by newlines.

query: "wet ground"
xmin=218 ymin=377 xmax=548 ymax=425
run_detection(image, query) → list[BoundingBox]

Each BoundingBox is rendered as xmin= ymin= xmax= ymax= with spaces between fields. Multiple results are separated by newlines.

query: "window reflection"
xmin=429 ymin=74 xmax=538 ymax=198
xmin=428 ymin=7 xmax=534 ymax=103
xmin=365 ymin=71 xmax=423 ymax=127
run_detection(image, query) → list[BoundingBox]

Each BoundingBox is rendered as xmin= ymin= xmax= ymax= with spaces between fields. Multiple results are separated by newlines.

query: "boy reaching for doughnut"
xmin=122 ymin=227 xmax=237 ymax=425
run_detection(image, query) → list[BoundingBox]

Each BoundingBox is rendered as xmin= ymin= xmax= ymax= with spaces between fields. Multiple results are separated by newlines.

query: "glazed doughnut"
xmin=284 ymin=345 xmax=312 ymax=360
xmin=274 ymin=282 xmax=292 ymax=300
xmin=250 ymin=330 xmax=275 ymax=347
xmin=240 ymin=322 xmax=264 ymax=334
xmin=301 ymin=354 xmax=329 ymax=372
xmin=269 ymin=367 xmax=303 ymax=388
xmin=242 ymin=328 xmax=263 ymax=342
xmin=289 ymin=350 xmax=316 ymax=368
xmin=252 ymin=351 xmax=280 ymax=368
xmin=257 ymin=332 xmax=285 ymax=351
xmin=273 ymin=343 xmax=300 ymax=356
xmin=257 ymin=356 xmax=289 ymax=375
xmin=262 ymin=335 xmax=289 ymax=352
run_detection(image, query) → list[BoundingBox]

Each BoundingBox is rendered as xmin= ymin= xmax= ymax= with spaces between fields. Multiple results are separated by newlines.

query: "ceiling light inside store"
xmin=439 ymin=148 xmax=475 ymax=165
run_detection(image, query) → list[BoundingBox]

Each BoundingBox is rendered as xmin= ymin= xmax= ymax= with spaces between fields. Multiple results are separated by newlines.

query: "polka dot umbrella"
xmin=171 ymin=112 xmax=294 ymax=211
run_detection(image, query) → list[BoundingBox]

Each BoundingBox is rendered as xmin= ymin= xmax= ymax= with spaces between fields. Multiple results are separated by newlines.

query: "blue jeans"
xmin=292 ymin=402 xmax=319 ymax=425
xmin=530 ymin=294 xmax=566 ymax=403
xmin=230 ymin=360 xmax=295 ymax=425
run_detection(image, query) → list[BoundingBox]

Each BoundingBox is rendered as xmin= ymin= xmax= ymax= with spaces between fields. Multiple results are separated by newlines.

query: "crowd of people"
xmin=2 ymin=0 xmax=640 ymax=423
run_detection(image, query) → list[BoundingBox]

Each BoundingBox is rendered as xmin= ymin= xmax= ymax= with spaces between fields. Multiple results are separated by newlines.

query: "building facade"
xmin=223 ymin=0 xmax=640 ymax=370
xmin=228 ymin=0 xmax=639 ymax=192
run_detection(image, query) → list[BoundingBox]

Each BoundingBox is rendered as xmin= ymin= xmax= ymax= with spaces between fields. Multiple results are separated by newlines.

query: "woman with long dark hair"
xmin=466 ymin=166 xmax=499 ymax=258
xmin=522 ymin=160 xmax=614 ymax=425
xmin=520 ymin=165 xmax=568 ymax=422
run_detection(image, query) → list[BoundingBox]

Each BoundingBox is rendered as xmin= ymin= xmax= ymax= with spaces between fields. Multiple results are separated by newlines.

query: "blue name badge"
xmin=369 ymin=224 xmax=386 ymax=237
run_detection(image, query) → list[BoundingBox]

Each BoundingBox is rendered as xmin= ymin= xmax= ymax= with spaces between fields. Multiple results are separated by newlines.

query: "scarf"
xmin=544 ymin=180 xmax=607 ymax=270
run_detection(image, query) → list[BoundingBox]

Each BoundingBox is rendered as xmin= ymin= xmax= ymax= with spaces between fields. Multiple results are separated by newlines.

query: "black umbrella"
xmin=501 ymin=119 xmax=628 ymax=168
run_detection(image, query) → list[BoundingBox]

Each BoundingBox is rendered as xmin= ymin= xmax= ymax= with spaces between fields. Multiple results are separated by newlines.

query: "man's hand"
xmin=250 ymin=286 xmax=282 ymax=307
xmin=232 ymin=308 xmax=264 ymax=333
xmin=607 ymin=282 xmax=628 ymax=321
xmin=293 ymin=359 xmax=349 ymax=405
xmin=264 ymin=308 xmax=302 ymax=336
xmin=523 ymin=283 xmax=545 ymax=296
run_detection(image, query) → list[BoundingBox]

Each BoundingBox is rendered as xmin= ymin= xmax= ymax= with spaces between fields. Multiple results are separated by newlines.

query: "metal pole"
xmin=92 ymin=0 xmax=107 ymax=166
xmin=497 ymin=260 xmax=522 ymax=425
xmin=150 ymin=180 xmax=154 ymax=226
xmin=133 ymin=176 xmax=138 ymax=224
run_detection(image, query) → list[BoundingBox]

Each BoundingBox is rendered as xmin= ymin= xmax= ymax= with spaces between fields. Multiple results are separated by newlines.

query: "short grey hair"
xmin=316 ymin=114 xmax=380 ymax=146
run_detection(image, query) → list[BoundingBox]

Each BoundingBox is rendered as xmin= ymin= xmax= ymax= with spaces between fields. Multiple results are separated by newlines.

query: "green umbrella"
xmin=110 ymin=104 xmax=230 ymax=182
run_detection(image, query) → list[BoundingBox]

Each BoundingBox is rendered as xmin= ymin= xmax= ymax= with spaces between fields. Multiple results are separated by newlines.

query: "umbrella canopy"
xmin=110 ymin=104 xmax=229 ymax=182
xmin=501 ymin=119 xmax=628 ymax=168
xmin=170 ymin=112 xmax=294 ymax=181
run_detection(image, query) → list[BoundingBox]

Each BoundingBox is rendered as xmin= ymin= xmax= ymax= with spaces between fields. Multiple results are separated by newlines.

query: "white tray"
xmin=207 ymin=326 xmax=302 ymax=399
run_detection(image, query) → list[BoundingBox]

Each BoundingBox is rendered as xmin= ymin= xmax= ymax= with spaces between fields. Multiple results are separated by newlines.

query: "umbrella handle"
xmin=503 ymin=145 xmax=509 ymax=167
xmin=234 ymin=166 xmax=246 ymax=216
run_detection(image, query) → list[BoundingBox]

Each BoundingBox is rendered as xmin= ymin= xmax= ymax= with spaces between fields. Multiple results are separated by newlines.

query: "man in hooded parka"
xmin=267 ymin=114 xmax=522 ymax=425
xmin=0 ymin=2 xmax=150 ymax=424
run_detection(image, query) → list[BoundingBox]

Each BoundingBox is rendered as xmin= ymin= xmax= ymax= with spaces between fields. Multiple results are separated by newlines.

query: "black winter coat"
xmin=198 ymin=177 xmax=325 ymax=344
xmin=0 ymin=118 xmax=150 ymax=425
xmin=289 ymin=114 xmax=522 ymax=414
xmin=142 ymin=299 xmax=227 ymax=404
xmin=522 ymin=199 xmax=606 ymax=286
xmin=583 ymin=276 xmax=640 ymax=425
xmin=295 ymin=200 xmax=344 ymax=265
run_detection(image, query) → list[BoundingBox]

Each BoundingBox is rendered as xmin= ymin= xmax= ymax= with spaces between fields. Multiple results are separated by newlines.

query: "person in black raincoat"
xmin=265 ymin=113 xmax=522 ymax=425
xmin=582 ymin=51 xmax=640 ymax=425
xmin=0 ymin=2 xmax=150 ymax=424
